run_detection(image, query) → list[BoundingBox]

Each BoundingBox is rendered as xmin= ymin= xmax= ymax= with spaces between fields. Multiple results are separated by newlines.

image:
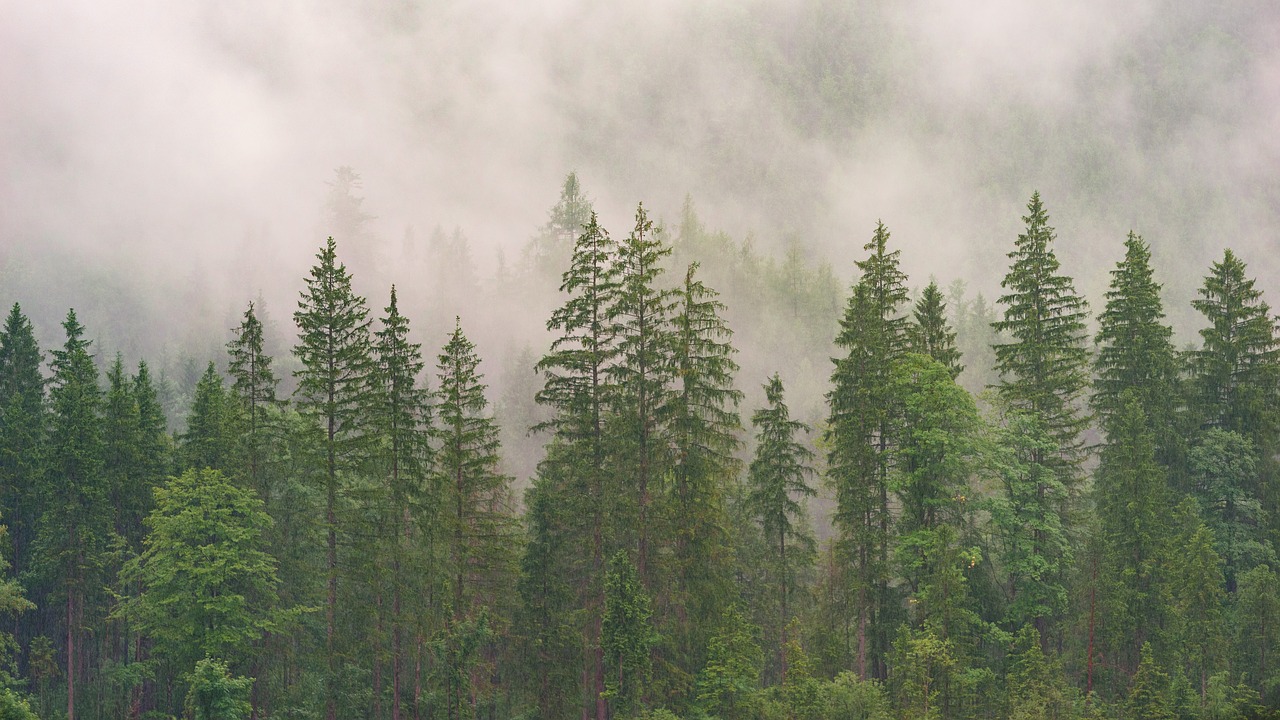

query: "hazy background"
xmin=3 ymin=0 xmax=1279 ymax=462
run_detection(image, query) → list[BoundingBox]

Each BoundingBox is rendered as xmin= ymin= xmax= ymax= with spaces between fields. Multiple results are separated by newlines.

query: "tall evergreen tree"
xmin=369 ymin=286 xmax=432 ymax=720
xmin=1175 ymin=523 xmax=1226 ymax=701
xmin=1093 ymin=232 xmax=1183 ymax=473
xmin=662 ymin=262 xmax=742 ymax=700
xmin=35 ymin=309 xmax=107 ymax=720
xmin=1188 ymin=430 xmax=1269 ymax=593
xmin=524 ymin=171 xmax=593 ymax=280
xmin=991 ymin=192 xmax=1090 ymax=645
xmin=601 ymin=551 xmax=657 ymax=717
xmin=530 ymin=211 xmax=620 ymax=719
xmin=180 ymin=362 xmax=235 ymax=475
xmin=911 ymin=281 xmax=963 ymax=380
xmin=227 ymin=301 xmax=282 ymax=497
xmin=825 ymin=220 xmax=909 ymax=679
xmin=103 ymin=355 xmax=144 ymax=545
xmin=293 ymin=236 xmax=373 ymax=720
xmin=0 ymin=304 xmax=45 ymax=583
xmin=1189 ymin=249 xmax=1280 ymax=444
xmin=607 ymin=202 xmax=675 ymax=585
xmin=1235 ymin=564 xmax=1280 ymax=700
xmin=746 ymin=373 xmax=816 ymax=683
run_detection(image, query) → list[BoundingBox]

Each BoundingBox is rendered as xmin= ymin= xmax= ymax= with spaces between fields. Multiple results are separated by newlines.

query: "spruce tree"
xmin=1127 ymin=643 xmax=1174 ymax=720
xmin=181 ymin=362 xmax=235 ymax=475
xmin=1176 ymin=523 xmax=1226 ymax=701
xmin=36 ymin=309 xmax=107 ymax=720
xmin=1093 ymin=232 xmax=1183 ymax=472
xmin=606 ymin=202 xmax=675 ymax=584
xmin=825 ymin=220 xmax=909 ymax=679
xmin=746 ymin=373 xmax=816 ymax=682
xmin=1189 ymin=249 xmax=1280 ymax=444
xmin=911 ymin=281 xmax=963 ymax=380
xmin=990 ymin=191 xmax=1090 ymax=645
xmin=103 ymin=354 xmax=145 ymax=546
xmin=1189 ymin=430 xmax=1269 ymax=593
xmin=293 ymin=236 xmax=373 ymax=720
xmin=1094 ymin=392 xmax=1172 ymax=677
xmin=1235 ymin=564 xmax=1280 ymax=700
xmin=601 ymin=551 xmax=657 ymax=716
xmin=663 ymin=262 xmax=742 ymax=698
xmin=227 ymin=301 xmax=282 ymax=497
xmin=369 ymin=286 xmax=432 ymax=720
xmin=0 ymin=303 xmax=45 ymax=583
xmin=530 ymin=211 xmax=620 ymax=719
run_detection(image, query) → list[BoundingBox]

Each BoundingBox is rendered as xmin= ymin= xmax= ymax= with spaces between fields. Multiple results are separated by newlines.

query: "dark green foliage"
xmin=1190 ymin=249 xmax=1280 ymax=443
xmin=911 ymin=281 xmax=963 ymax=380
xmin=1235 ymin=564 xmax=1280 ymax=699
xmin=0 ymin=520 xmax=34 ymax=689
xmin=226 ymin=301 xmax=281 ymax=495
xmin=825 ymin=220 xmax=910 ymax=679
xmin=603 ymin=551 xmax=658 ymax=716
xmin=0 ymin=305 xmax=44 ymax=593
xmin=1175 ymin=523 xmax=1226 ymax=701
xmin=1189 ymin=430 xmax=1271 ymax=592
xmin=1093 ymin=232 xmax=1184 ymax=476
xmin=1004 ymin=626 xmax=1073 ymax=720
xmin=746 ymin=374 xmax=815 ymax=681
xmin=992 ymin=192 xmax=1091 ymax=458
xmin=181 ymin=362 xmax=236 ymax=475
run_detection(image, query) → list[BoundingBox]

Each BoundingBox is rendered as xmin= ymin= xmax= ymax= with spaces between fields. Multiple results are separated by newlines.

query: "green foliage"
xmin=226 ymin=301 xmax=282 ymax=495
xmin=910 ymin=282 xmax=962 ymax=380
xmin=603 ymin=551 xmax=659 ymax=715
xmin=1174 ymin=523 xmax=1226 ymax=700
xmin=1234 ymin=564 xmax=1280 ymax=698
xmin=180 ymin=362 xmax=236 ymax=475
xmin=120 ymin=468 xmax=282 ymax=672
xmin=1004 ymin=626 xmax=1073 ymax=720
xmin=695 ymin=605 xmax=763 ymax=718
xmin=1126 ymin=643 xmax=1174 ymax=720
xmin=185 ymin=657 xmax=252 ymax=720
xmin=0 ymin=687 xmax=38 ymax=720
xmin=1189 ymin=430 xmax=1271 ymax=592
xmin=0 ymin=303 xmax=45 ymax=586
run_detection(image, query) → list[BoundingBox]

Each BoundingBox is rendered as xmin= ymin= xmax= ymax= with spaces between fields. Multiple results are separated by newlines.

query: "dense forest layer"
xmin=2 ymin=174 xmax=1279 ymax=720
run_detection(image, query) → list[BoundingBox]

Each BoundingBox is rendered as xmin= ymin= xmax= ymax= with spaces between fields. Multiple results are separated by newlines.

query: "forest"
xmin=3 ymin=170 xmax=1280 ymax=720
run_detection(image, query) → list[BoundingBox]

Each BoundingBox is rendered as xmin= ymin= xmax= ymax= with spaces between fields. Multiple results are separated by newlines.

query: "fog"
xmin=3 ymin=0 xmax=1278 ymax=399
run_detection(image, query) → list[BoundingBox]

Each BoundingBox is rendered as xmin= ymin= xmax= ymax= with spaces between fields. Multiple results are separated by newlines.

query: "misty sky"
xmin=3 ymin=0 xmax=1278 ymax=340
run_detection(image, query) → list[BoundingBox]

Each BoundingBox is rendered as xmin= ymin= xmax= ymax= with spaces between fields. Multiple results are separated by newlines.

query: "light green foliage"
xmin=695 ymin=605 xmax=763 ymax=718
xmin=181 ymin=362 xmax=236 ymax=475
xmin=1126 ymin=643 xmax=1174 ymax=720
xmin=603 ymin=551 xmax=659 ymax=715
xmin=120 ymin=468 xmax=281 ymax=672
xmin=1004 ymin=626 xmax=1073 ymax=720
xmin=889 ymin=625 xmax=954 ymax=720
xmin=0 ymin=687 xmax=39 ymax=720
xmin=185 ymin=657 xmax=252 ymax=720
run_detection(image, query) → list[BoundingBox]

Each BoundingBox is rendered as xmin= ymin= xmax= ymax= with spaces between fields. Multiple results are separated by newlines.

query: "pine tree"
xmin=911 ymin=281 xmax=963 ymax=380
xmin=1127 ymin=643 xmax=1174 ymax=720
xmin=35 ymin=309 xmax=107 ymax=720
xmin=607 ymin=203 xmax=675 ymax=587
xmin=103 ymin=355 xmax=144 ymax=544
xmin=369 ymin=286 xmax=432 ymax=720
xmin=825 ymin=220 xmax=909 ymax=679
xmin=1189 ymin=249 xmax=1280 ymax=444
xmin=991 ymin=191 xmax=1090 ymax=645
xmin=293 ymin=236 xmax=374 ymax=720
xmin=0 ymin=303 xmax=45 ymax=584
xmin=1093 ymin=232 xmax=1183 ymax=473
xmin=531 ymin=211 xmax=620 ymax=719
xmin=663 ymin=262 xmax=742 ymax=699
xmin=746 ymin=373 xmax=816 ymax=682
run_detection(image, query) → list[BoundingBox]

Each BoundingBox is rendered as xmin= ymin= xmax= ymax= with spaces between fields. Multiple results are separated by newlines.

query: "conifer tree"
xmin=0 ymin=303 xmax=45 ymax=583
xmin=133 ymin=360 xmax=171 ymax=506
xmin=181 ymin=362 xmax=235 ymax=475
xmin=1127 ymin=643 xmax=1174 ymax=720
xmin=530 ymin=211 xmax=620 ymax=719
xmin=227 ymin=301 xmax=282 ymax=497
xmin=746 ymin=373 xmax=816 ymax=682
xmin=293 ymin=236 xmax=373 ymax=720
xmin=1189 ymin=430 xmax=1269 ymax=593
xmin=602 ymin=551 xmax=657 ymax=717
xmin=104 ymin=355 xmax=145 ymax=545
xmin=36 ymin=309 xmax=107 ymax=720
xmin=826 ymin=220 xmax=909 ymax=679
xmin=1176 ymin=524 xmax=1226 ymax=701
xmin=695 ymin=604 xmax=763 ymax=718
xmin=1189 ymin=249 xmax=1280 ymax=444
xmin=663 ymin=262 xmax=742 ymax=696
xmin=369 ymin=286 xmax=432 ymax=720
xmin=1094 ymin=392 xmax=1172 ymax=677
xmin=1093 ymin=233 xmax=1183 ymax=472
xmin=525 ymin=171 xmax=593 ymax=279
xmin=911 ymin=281 xmax=963 ymax=380
xmin=1235 ymin=564 xmax=1280 ymax=700
xmin=991 ymin=192 xmax=1090 ymax=645
xmin=607 ymin=202 xmax=675 ymax=585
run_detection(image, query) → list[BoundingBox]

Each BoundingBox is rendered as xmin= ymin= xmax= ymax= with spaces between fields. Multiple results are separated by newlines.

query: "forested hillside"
xmin=2 ymin=177 xmax=1279 ymax=719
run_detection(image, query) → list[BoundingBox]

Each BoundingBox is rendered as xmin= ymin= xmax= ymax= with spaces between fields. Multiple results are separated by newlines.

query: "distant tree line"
xmin=2 ymin=174 xmax=1279 ymax=719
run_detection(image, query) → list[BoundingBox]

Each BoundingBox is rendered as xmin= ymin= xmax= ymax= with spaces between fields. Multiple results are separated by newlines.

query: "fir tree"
xmin=746 ymin=373 xmax=816 ymax=682
xmin=1235 ymin=564 xmax=1280 ymax=700
xmin=1127 ymin=643 xmax=1174 ymax=720
xmin=1189 ymin=430 xmax=1270 ymax=593
xmin=293 ymin=236 xmax=373 ymax=720
xmin=181 ymin=362 xmax=235 ymax=475
xmin=227 ymin=301 xmax=282 ymax=497
xmin=602 ymin=551 xmax=657 ymax=716
xmin=911 ymin=281 xmax=963 ymax=380
xmin=1176 ymin=523 xmax=1226 ymax=701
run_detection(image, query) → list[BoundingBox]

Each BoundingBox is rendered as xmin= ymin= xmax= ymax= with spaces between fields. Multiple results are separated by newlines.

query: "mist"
xmin=3 ymin=0 xmax=1279 ymax=376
